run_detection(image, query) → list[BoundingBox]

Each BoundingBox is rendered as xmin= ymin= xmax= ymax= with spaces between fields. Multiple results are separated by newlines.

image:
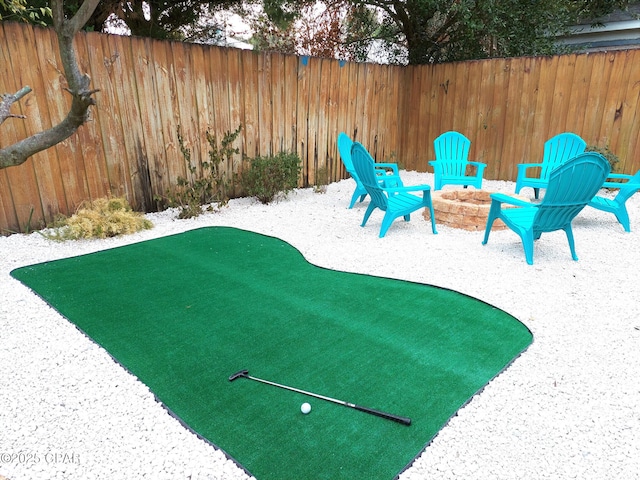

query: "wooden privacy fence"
xmin=1 ymin=21 xmax=640 ymax=234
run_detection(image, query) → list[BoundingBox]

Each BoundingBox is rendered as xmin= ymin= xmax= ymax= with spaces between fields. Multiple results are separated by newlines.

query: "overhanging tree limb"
xmin=0 ymin=0 xmax=101 ymax=169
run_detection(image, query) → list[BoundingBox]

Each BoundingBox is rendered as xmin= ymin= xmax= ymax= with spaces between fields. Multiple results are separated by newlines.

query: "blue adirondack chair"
xmin=337 ymin=132 xmax=403 ymax=208
xmin=515 ymin=132 xmax=586 ymax=199
xmin=483 ymin=152 xmax=610 ymax=265
xmin=588 ymin=169 xmax=640 ymax=232
xmin=350 ymin=141 xmax=438 ymax=237
xmin=429 ymin=131 xmax=486 ymax=190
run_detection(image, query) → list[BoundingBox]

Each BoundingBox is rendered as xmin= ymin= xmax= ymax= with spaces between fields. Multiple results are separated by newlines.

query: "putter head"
xmin=228 ymin=369 xmax=249 ymax=382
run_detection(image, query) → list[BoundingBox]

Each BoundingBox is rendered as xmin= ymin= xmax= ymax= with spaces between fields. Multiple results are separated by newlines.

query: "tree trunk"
xmin=0 ymin=0 xmax=101 ymax=169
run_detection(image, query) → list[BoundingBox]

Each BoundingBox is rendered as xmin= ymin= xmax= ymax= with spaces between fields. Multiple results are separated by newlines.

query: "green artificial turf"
xmin=11 ymin=227 xmax=532 ymax=479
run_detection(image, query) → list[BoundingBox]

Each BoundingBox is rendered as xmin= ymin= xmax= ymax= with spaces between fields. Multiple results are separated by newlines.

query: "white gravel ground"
xmin=1 ymin=172 xmax=639 ymax=480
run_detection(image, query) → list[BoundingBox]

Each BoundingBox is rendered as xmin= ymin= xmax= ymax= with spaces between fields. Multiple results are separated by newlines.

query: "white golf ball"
xmin=301 ymin=402 xmax=311 ymax=414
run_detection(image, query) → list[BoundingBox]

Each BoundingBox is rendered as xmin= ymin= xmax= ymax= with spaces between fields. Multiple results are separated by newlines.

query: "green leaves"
xmin=0 ymin=0 xmax=51 ymax=25
xmin=239 ymin=151 xmax=302 ymax=204
xmin=158 ymin=125 xmax=242 ymax=219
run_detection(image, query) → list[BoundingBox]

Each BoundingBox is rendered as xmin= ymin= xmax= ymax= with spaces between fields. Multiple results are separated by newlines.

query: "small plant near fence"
xmin=238 ymin=152 xmax=302 ymax=204
xmin=157 ymin=125 xmax=242 ymax=219
xmin=43 ymin=197 xmax=153 ymax=240
xmin=313 ymin=166 xmax=329 ymax=194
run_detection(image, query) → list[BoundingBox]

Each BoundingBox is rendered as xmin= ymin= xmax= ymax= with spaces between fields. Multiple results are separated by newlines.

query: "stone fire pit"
xmin=423 ymin=190 xmax=528 ymax=231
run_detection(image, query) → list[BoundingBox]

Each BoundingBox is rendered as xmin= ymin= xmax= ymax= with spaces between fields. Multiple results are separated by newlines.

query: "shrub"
xmin=44 ymin=197 xmax=153 ymax=240
xmin=313 ymin=166 xmax=329 ymax=194
xmin=239 ymin=152 xmax=302 ymax=204
xmin=158 ymin=125 xmax=241 ymax=219
xmin=586 ymin=144 xmax=619 ymax=172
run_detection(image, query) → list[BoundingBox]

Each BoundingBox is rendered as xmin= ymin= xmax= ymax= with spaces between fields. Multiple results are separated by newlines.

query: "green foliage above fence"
xmin=1 ymin=21 xmax=640 ymax=234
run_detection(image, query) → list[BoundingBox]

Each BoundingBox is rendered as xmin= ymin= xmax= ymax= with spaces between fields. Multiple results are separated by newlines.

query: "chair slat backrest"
xmin=351 ymin=142 xmax=389 ymax=210
xmin=534 ymin=152 xmax=610 ymax=231
xmin=540 ymin=132 xmax=587 ymax=180
xmin=434 ymin=131 xmax=471 ymax=176
xmin=337 ymin=132 xmax=356 ymax=175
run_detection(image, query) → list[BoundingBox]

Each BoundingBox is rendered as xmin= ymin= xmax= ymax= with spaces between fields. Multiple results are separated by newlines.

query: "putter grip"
xmin=352 ymin=403 xmax=411 ymax=426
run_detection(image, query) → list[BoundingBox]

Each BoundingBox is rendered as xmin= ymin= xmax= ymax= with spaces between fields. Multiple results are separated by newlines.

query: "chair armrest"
xmin=375 ymin=163 xmax=400 ymax=175
xmin=386 ymin=185 xmax=431 ymax=194
xmin=468 ymin=161 xmax=487 ymax=168
xmin=490 ymin=192 xmax=533 ymax=207
xmin=602 ymin=173 xmax=632 ymax=189
xmin=516 ymin=163 xmax=543 ymax=173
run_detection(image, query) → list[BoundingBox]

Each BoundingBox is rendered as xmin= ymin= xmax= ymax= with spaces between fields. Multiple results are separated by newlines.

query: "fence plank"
xmin=282 ymin=55 xmax=299 ymax=156
xmin=580 ymin=53 xmax=610 ymax=142
xmin=614 ymin=49 xmax=640 ymax=173
xmin=86 ymin=32 xmax=134 ymax=203
xmin=597 ymin=52 xmax=631 ymax=150
xmin=531 ymin=56 xmax=560 ymax=163
xmin=225 ymin=48 xmax=244 ymax=194
xmin=239 ymin=51 xmax=259 ymax=163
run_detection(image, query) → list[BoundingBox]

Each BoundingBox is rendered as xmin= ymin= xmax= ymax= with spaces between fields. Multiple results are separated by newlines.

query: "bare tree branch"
xmin=0 ymin=0 xmax=101 ymax=169
xmin=0 ymin=86 xmax=32 ymax=124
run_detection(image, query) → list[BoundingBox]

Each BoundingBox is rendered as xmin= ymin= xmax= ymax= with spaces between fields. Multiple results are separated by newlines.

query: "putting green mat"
xmin=11 ymin=227 xmax=532 ymax=479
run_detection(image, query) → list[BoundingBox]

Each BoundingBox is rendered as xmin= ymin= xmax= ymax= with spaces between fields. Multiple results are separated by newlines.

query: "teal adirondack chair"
xmin=515 ymin=132 xmax=586 ymax=199
xmin=429 ymin=131 xmax=486 ymax=190
xmin=337 ymin=132 xmax=403 ymax=208
xmin=588 ymin=169 xmax=640 ymax=232
xmin=351 ymin=141 xmax=438 ymax=237
xmin=483 ymin=152 xmax=610 ymax=265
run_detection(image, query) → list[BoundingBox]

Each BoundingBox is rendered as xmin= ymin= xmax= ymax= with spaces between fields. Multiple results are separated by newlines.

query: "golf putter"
xmin=229 ymin=369 xmax=411 ymax=426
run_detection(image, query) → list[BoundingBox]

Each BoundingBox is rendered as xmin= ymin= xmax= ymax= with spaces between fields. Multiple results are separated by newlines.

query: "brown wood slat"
xmin=0 ymin=23 xmax=29 ymax=238
xmin=597 ymin=52 xmax=632 ymax=152
xmin=314 ymin=58 xmax=333 ymax=184
xmin=294 ymin=56 xmax=310 ymax=184
xmin=501 ymin=59 xmax=529 ymax=182
xmin=226 ymin=49 xmax=244 ymax=139
xmin=580 ymin=52 xmax=610 ymax=142
xmin=530 ymin=56 xmax=560 ymax=163
xmin=149 ymin=37 xmax=185 ymax=193
xmin=3 ymin=24 xmax=48 ymax=228
xmin=0 ymin=27 xmax=20 ymax=231
xmin=281 ymin=54 xmax=299 ymax=157
xmin=131 ymin=37 xmax=171 ymax=206
xmin=547 ymin=55 xmax=576 ymax=137
xmin=345 ymin=59 xmax=360 ymax=142
xmin=487 ymin=58 xmax=511 ymax=181
xmin=257 ymin=53 xmax=273 ymax=157
xmin=379 ymin=64 xmax=400 ymax=168
xmin=333 ymin=60 xmax=353 ymax=179
xmin=86 ymin=32 xmax=134 ymax=203
xmin=74 ymin=32 xmax=111 ymax=205
xmin=270 ymin=52 xmax=286 ymax=155
xmin=239 ymin=51 xmax=260 ymax=164
xmin=303 ymin=56 xmax=323 ymax=185
xmin=613 ymin=50 xmax=640 ymax=173
xmin=473 ymin=59 xmax=499 ymax=178
xmin=225 ymin=48 xmax=244 ymax=194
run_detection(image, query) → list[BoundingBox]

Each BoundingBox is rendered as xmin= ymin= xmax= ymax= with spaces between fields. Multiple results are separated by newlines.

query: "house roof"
xmin=557 ymin=2 xmax=640 ymax=51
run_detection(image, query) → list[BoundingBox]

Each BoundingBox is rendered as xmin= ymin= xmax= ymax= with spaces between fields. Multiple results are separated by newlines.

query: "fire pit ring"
xmin=423 ymin=190 xmax=528 ymax=231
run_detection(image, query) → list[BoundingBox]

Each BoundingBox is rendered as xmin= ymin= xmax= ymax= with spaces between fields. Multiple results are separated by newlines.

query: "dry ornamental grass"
xmin=45 ymin=197 xmax=153 ymax=240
